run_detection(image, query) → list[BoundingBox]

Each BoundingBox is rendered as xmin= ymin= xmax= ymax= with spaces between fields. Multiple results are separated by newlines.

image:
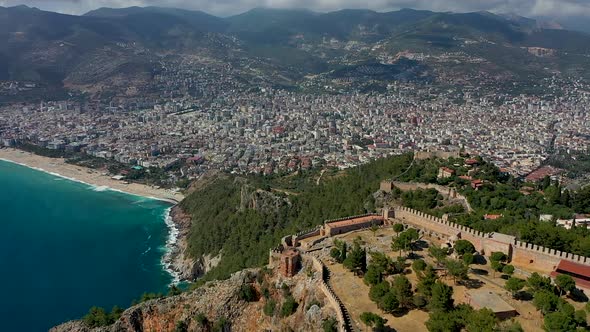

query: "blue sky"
xmin=1 ymin=0 xmax=589 ymax=18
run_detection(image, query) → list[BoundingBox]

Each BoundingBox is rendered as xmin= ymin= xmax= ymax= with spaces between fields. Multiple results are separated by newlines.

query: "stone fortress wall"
xmin=395 ymin=206 xmax=590 ymax=272
xmin=268 ymin=247 xmax=349 ymax=331
xmin=384 ymin=181 xmax=473 ymax=212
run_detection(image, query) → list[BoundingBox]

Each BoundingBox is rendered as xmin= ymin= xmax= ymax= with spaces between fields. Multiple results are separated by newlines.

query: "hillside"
xmin=51 ymin=267 xmax=338 ymax=332
xmin=175 ymin=154 xmax=414 ymax=281
xmin=2 ymin=5 xmax=590 ymax=100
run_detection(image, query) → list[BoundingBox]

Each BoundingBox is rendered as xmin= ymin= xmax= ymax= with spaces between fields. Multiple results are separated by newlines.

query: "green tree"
xmin=392 ymin=275 xmax=414 ymax=308
xmin=343 ymin=240 xmax=367 ymax=274
xmin=413 ymin=294 xmax=428 ymax=309
xmin=462 ymin=252 xmax=474 ymax=266
xmin=369 ymin=281 xmax=391 ymax=303
xmin=574 ymin=309 xmax=587 ymax=327
xmin=83 ymin=307 xmax=109 ymax=328
xmin=466 ymin=308 xmax=497 ymax=332
xmin=360 ymin=312 xmax=386 ymax=330
xmin=412 ymin=259 xmax=427 ymax=273
xmin=491 ymin=260 xmax=503 ymax=277
xmin=533 ymin=290 xmax=559 ymax=314
xmin=417 ymin=265 xmax=439 ymax=298
xmin=504 ymin=277 xmax=526 ymax=299
xmin=543 ymin=311 xmax=577 ymax=331
xmin=429 ymin=281 xmax=454 ymax=312
xmin=502 ymin=264 xmax=515 ymax=277
xmin=366 ymin=251 xmax=395 ymax=280
xmin=445 ymin=259 xmax=469 ymax=284
xmin=392 ymin=228 xmax=419 ymax=256
xmin=425 ymin=310 xmax=460 ymax=332
xmin=555 ymin=274 xmax=576 ymax=296
xmin=330 ymin=240 xmax=348 ymax=263
xmin=527 ymin=273 xmax=553 ymax=292
xmin=393 ymin=223 xmax=405 ymax=234
xmin=428 ymin=246 xmax=450 ymax=267
xmin=110 ymin=306 xmax=123 ymax=322
xmin=490 ymin=252 xmax=507 ymax=263
xmin=379 ymin=291 xmax=400 ymax=313
xmin=454 ymin=240 xmax=476 ymax=256
xmin=364 ymin=266 xmax=383 ymax=286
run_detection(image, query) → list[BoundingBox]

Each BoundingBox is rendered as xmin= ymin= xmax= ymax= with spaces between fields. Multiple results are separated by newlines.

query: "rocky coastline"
xmin=164 ymin=205 xmax=221 ymax=282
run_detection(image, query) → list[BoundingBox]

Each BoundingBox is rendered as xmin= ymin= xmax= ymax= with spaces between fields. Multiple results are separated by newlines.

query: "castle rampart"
xmin=394 ymin=206 xmax=590 ymax=272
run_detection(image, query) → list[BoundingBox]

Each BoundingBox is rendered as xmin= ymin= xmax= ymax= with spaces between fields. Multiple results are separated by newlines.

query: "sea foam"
xmin=161 ymin=206 xmax=181 ymax=285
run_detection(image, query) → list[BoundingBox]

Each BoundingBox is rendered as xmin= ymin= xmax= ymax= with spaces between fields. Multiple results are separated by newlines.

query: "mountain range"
xmin=2 ymin=5 xmax=590 ymax=99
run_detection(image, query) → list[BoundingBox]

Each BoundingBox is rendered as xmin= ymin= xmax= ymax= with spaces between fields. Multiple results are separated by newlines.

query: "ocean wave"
xmin=160 ymin=206 xmax=181 ymax=285
xmin=92 ymin=185 xmax=110 ymax=192
xmin=141 ymin=246 xmax=152 ymax=256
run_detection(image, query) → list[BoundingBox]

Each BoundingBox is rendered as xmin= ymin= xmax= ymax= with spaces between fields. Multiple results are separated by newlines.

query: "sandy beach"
xmin=0 ymin=148 xmax=184 ymax=203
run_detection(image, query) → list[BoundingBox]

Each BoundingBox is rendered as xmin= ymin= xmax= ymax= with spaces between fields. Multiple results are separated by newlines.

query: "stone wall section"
xmin=395 ymin=206 xmax=590 ymax=271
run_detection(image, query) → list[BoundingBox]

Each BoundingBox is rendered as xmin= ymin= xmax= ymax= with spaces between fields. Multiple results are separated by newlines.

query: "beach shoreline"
xmin=0 ymin=148 xmax=184 ymax=203
xmin=0 ymin=147 xmax=190 ymax=284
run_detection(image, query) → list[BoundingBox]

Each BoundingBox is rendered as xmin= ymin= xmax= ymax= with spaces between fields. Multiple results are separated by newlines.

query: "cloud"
xmin=0 ymin=0 xmax=589 ymax=17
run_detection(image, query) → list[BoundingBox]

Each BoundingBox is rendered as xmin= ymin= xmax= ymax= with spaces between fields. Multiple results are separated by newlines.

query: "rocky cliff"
xmin=165 ymin=205 xmax=204 ymax=281
xmin=51 ymin=263 xmax=337 ymax=332
xmin=239 ymin=182 xmax=291 ymax=214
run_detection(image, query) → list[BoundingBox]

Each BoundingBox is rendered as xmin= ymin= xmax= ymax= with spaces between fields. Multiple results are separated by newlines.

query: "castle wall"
xmin=324 ymin=214 xmax=383 ymax=237
xmin=394 ymin=207 xmax=590 ymax=271
xmin=307 ymin=255 xmax=349 ymax=332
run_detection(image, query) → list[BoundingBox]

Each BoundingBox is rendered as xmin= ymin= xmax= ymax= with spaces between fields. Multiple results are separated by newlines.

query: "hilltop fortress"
xmin=272 ymin=205 xmax=590 ymax=287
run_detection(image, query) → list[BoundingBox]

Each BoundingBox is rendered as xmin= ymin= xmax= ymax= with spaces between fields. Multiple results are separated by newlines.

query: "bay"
xmin=0 ymin=160 xmax=173 ymax=331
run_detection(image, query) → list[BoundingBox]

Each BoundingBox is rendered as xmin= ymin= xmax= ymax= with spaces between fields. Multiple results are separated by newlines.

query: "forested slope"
xmin=179 ymin=154 xmax=414 ymax=280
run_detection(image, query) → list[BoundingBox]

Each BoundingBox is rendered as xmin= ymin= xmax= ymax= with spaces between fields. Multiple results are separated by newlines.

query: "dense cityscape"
xmin=2 ymin=75 xmax=589 ymax=181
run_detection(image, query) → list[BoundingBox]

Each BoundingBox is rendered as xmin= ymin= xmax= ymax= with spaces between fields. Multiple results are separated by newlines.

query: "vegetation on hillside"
xmin=396 ymin=157 xmax=590 ymax=257
xmin=180 ymin=153 xmax=414 ymax=280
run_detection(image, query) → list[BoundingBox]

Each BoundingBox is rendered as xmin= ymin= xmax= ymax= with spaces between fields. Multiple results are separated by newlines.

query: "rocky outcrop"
xmin=165 ymin=206 xmax=221 ymax=281
xmin=239 ymin=183 xmax=290 ymax=214
xmin=52 ymin=264 xmax=338 ymax=332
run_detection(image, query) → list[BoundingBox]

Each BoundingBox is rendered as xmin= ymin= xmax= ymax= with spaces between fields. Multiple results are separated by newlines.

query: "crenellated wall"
xmin=394 ymin=206 xmax=590 ymax=272
xmin=308 ymin=255 xmax=350 ymax=332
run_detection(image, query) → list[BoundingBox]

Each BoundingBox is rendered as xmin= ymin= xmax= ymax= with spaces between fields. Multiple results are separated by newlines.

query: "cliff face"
xmin=166 ymin=206 xmax=204 ymax=281
xmin=168 ymin=176 xmax=290 ymax=282
xmin=51 ymin=264 xmax=337 ymax=332
xmin=239 ymin=183 xmax=291 ymax=214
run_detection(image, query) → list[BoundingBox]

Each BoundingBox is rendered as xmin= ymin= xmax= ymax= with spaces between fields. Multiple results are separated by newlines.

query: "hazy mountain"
xmin=1 ymin=5 xmax=590 ymax=98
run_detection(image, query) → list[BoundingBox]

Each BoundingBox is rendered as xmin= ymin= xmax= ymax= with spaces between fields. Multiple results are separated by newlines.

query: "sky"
xmin=1 ymin=0 xmax=589 ymax=18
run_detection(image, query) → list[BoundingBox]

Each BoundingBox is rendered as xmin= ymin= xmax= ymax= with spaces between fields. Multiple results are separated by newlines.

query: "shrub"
xmin=413 ymin=294 xmax=428 ymax=308
xmin=212 ymin=318 xmax=228 ymax=332
xmin=195 ymin=312 xmax=208 ymax=326
xmin=239 ymin=284 xmax=257 ymax=302
xmin=263 ymin=300 xmax=276 ymax=317
xmin=412 ymin=259 xmax=427 ymax=273
xmin=322 ymin=317 xmax=338 ymax=332
xmin=174 ymin=320 xmax=188 ymax=332
xmin=280 ymin=296 xmax=298 ymax=317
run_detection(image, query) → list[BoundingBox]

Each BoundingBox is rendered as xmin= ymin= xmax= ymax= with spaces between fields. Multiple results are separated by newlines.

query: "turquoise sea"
xmin=0 ymin=160 xmax=173 ymax=331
